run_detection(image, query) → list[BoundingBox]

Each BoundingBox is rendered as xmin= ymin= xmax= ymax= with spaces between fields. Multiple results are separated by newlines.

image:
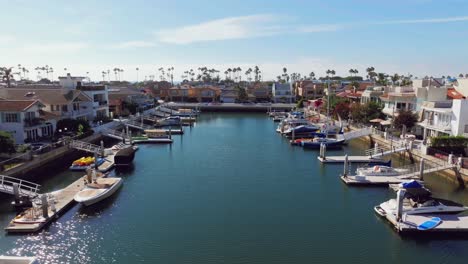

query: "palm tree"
xmin=113 ymin=68 xmax=119 ymax=81
xmin=102 ymin=71 xmax=107 ymax=82
xmin=309 ymin=72 xmax=315 ymax=80
xmin=0 ymin=67 xmax=14 ymax=87
xmin=236 ymin=67 xmax=242 ymax=82
xmin=136 ymin=67 xmax=140 ymax=82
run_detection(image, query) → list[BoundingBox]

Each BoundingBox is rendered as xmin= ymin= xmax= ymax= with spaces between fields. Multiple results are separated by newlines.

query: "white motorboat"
xmin=74 ymin=177 xmax=123 ymax=206
xmin=374 ymin=181 xmax=468 ymax=216
xmin=355 ymin=165 xmax=408 ymax=177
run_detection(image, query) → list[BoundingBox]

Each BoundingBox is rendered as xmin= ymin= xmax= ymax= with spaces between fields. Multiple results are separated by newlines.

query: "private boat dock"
xmin=5 ymin=172 xmax=93 ymax=233
xmin=386 ymin=213 xmax=468 ymax=234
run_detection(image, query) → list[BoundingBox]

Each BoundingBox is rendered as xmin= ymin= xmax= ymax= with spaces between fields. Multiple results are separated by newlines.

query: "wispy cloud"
xmin=21 ymin=42 xmax=89 ymax=53
xmin=298 ymin=24 xmax=342 ymax=33
xmin=155 ymin=14 xmax=285 ymax=44
xmin=112 ymin=41 xmax=156 ymax=49
xmin=376 ymin=16 xmax=468 ymax=25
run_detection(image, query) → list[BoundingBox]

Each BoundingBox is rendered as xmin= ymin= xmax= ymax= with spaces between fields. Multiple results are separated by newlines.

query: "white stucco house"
xmin=272 ymin=82 xmax=294 ymax=103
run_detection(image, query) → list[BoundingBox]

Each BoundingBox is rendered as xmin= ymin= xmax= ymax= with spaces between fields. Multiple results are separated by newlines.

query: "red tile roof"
xmin=447 ymin=88 xmax=465 ymax=99
xmin=0 ymin=100 xmax=41 ymax=112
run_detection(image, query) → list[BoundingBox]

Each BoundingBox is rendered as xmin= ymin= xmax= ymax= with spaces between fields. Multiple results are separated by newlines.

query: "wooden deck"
xmin=341 ymin=175 xmax=420 ymax=186
xmin=385 ymin=213 xmax=468 ymax=233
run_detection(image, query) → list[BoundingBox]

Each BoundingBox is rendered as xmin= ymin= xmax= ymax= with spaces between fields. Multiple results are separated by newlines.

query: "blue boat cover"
xmin=402 ymin=180 xmax=422 ymax=189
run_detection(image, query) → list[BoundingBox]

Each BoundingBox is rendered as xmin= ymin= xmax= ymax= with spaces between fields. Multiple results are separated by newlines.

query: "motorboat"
xmin=355 ymin=165 xmax=408 ymax=177
xmin=114 ymin=146 xmax=136 ymax=166
xmin=301 ymin=137 xmax=345 ymax=149
xmin=74 ymin=177 xmax=123 ymax=206
xmin=276 ymin=118 xmax=309 ymax=133
xmin=374 ymin=180 xmax=468 ymax=216
xmin=282 ymin=125 xmax=321 ymax=138
xmin=156 ymin=116 xmax=182 ymax=126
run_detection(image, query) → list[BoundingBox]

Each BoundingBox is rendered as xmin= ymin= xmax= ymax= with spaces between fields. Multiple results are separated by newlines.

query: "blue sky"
xmin=1 ymin=0 xmax=468 ymax=81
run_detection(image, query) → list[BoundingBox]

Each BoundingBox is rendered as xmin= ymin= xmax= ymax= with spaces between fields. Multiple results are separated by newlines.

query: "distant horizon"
xmin=1 ymin=0 xmax=468 ymax=82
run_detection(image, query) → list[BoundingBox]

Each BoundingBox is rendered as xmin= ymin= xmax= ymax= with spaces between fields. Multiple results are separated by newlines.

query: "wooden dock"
xmin=98 ymin=153 xmax=115 ymax=172
xmin=318 ymin=156 xmax=383 ymax=163
xmin=341 ymin=175 xmax=420 ymax=186
xmin=5 ymin=175 xmax=89 ymax=233
xmin=385 ymin=213 xmax=468 ymax=233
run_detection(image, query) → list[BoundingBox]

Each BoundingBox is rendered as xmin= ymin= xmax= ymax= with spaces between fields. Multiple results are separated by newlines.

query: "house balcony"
xmin=418 ymin=119 xmax=452 ymax=133
xmin=62 ymin=110 xmax=93 ymax=118
xmin=24 ymin=118 xmax=45 ymax=127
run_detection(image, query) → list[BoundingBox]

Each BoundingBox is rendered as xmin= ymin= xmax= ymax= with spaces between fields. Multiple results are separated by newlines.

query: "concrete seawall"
xmin=4 ymin=133 xmax=104 ymax=179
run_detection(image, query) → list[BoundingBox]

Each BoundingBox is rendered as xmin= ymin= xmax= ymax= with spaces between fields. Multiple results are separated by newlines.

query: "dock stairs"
xmin=0 ymin=175 xmax=40 ymax=198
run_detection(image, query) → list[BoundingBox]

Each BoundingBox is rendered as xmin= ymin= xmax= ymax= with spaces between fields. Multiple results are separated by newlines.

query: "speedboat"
xmin=374 ymin=181 xmax=468 ymax=216
xmin=74 ymin=177 xmax=123 ymax=206
xmin=132 ymin=129 xmax=173 ymax=143
xmin=282 ymin=125 xmax=321 ymax=138
xmin=301 ymin=137 xmax=345 ymax=149
xmin=355 ymin=165 xmax=408 ymax=177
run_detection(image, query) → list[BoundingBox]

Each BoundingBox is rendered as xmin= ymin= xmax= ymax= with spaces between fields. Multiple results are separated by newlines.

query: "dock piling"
xmin=419 ymin=158 xmax=425 ymax=180
xmin=100 ymin=140 xmax=105 ymax=157
xmin=41 ymin=195 xmax=49 ymax=219
xmin=396 ymin=189 xmax=405 ymax=222
xmin=12 ymin=183 xmax=20 ymax=205
xmin=343 ymin=154 xmax=349 ymax=177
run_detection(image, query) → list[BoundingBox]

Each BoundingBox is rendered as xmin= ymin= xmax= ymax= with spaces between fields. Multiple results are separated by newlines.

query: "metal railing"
xmin=0 ymin=175 xmax=40 ymax=197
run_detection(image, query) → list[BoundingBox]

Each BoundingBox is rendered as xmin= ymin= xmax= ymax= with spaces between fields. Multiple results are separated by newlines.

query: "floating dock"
xmin=340 ymin=175 xmax=419 ymax=186
xmin=98 ymin=153 xmax=115 ymax=172
xmin=385 ymin=213 xmax=468 ymax=234
xmin=5 ymin=174 xmax=90 ymax=233
xmin=318 ymin=156 xmax=383 ymax=163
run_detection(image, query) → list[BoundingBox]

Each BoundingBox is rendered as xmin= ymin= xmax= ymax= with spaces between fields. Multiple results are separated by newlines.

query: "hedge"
xmin=430 ymin=136 xmax=468 ymax=147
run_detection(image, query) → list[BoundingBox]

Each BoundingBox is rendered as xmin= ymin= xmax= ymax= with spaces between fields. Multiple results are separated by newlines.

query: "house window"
xmin=73 ymin=102 xmax=79 ymax=111
xmin=62 ymin=105 xmax=68 ymax=112
xmin=25 ymin=112 xmax=35 ymax=120
xmin=4 ymin=113 xmax=19 ymax=123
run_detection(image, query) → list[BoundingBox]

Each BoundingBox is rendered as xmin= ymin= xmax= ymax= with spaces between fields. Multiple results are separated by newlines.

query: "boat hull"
xmin=301 ymin=140 xmax=345 ymax=149
xmin=75 ymin=178 xmax=123 ymax=206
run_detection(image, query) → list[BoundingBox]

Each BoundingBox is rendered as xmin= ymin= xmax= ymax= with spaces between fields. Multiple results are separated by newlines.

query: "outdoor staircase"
xmin=101 ymin=128 xmax=131 ymax=141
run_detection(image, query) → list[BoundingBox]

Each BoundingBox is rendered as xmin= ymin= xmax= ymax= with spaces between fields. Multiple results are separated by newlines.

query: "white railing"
xmin=0 ymin=175 xmax=40 ymax=197
xmin=68 ymin=140 xmax=103 ymax=154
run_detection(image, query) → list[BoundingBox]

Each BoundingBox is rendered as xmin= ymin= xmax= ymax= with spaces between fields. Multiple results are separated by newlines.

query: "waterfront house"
xmin=0 ymin=99 xmax=56 ymax=143
xmin=168 ymin=85 xmax=194 ymax=102
xmin=0 ymin=87 xmax=95 ymax=121
xmin=360 ymin=86 xmax=386 ymax=104
xmin=59 ymin=74 xmax=110 ymax=120
xmin=247 ymin=82 xmax=271 ymax=102
xmin=220 ymin=88 xmax=237 ymax=103
xmin=295 ymin=81 xmax=324 ymax=100
xmin=380 ymin=86 xmax=417 ymax=117
xmin=194 ymin=85 xmax=220 ymax=102
xmin=108 ymin=86 xmax=154 ymax=116
xmin=417 ymin=100 xmax=468 ymax=139
xmin=272 ymin=82 xmax=294 ymax=103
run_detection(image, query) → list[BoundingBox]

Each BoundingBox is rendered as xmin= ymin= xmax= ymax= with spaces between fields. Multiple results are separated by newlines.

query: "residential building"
xmin=220 ymin=88 xmax=237 ymax=103
xmin=108 ymin=86 xmax=154 ymax=116
xmin=168 ymin=85 xmax=193 ymax=102
xmin=360 ymin=86 xmax=386 ymax=104
xmin=417 ymin=100 xmax=468 ymax=138
xmin=380 ymin=86 xmax=417 ymax=117
xmin=194 ymin=86 xmax=220 ymax=102
xmin=247 ymin=82 xmax=271 ymax=102
xmin=0 ymin=87 xmax=95 ymax=121
xmin=272 ymin=82 xmax=294 ymax=103
xmin=0 ymin=100 xmax=56 ymax=143
xmin=59 ymin=74 xmax=109 ymax=119
xmin=454 ymin=78 xmax=468 ymax=97
xmin=295 ymin=81 xmax=324 ymax=100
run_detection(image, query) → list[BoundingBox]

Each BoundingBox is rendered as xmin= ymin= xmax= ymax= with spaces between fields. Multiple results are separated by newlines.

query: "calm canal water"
xmin=1 ymin=113 xmax=468 ymax=263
